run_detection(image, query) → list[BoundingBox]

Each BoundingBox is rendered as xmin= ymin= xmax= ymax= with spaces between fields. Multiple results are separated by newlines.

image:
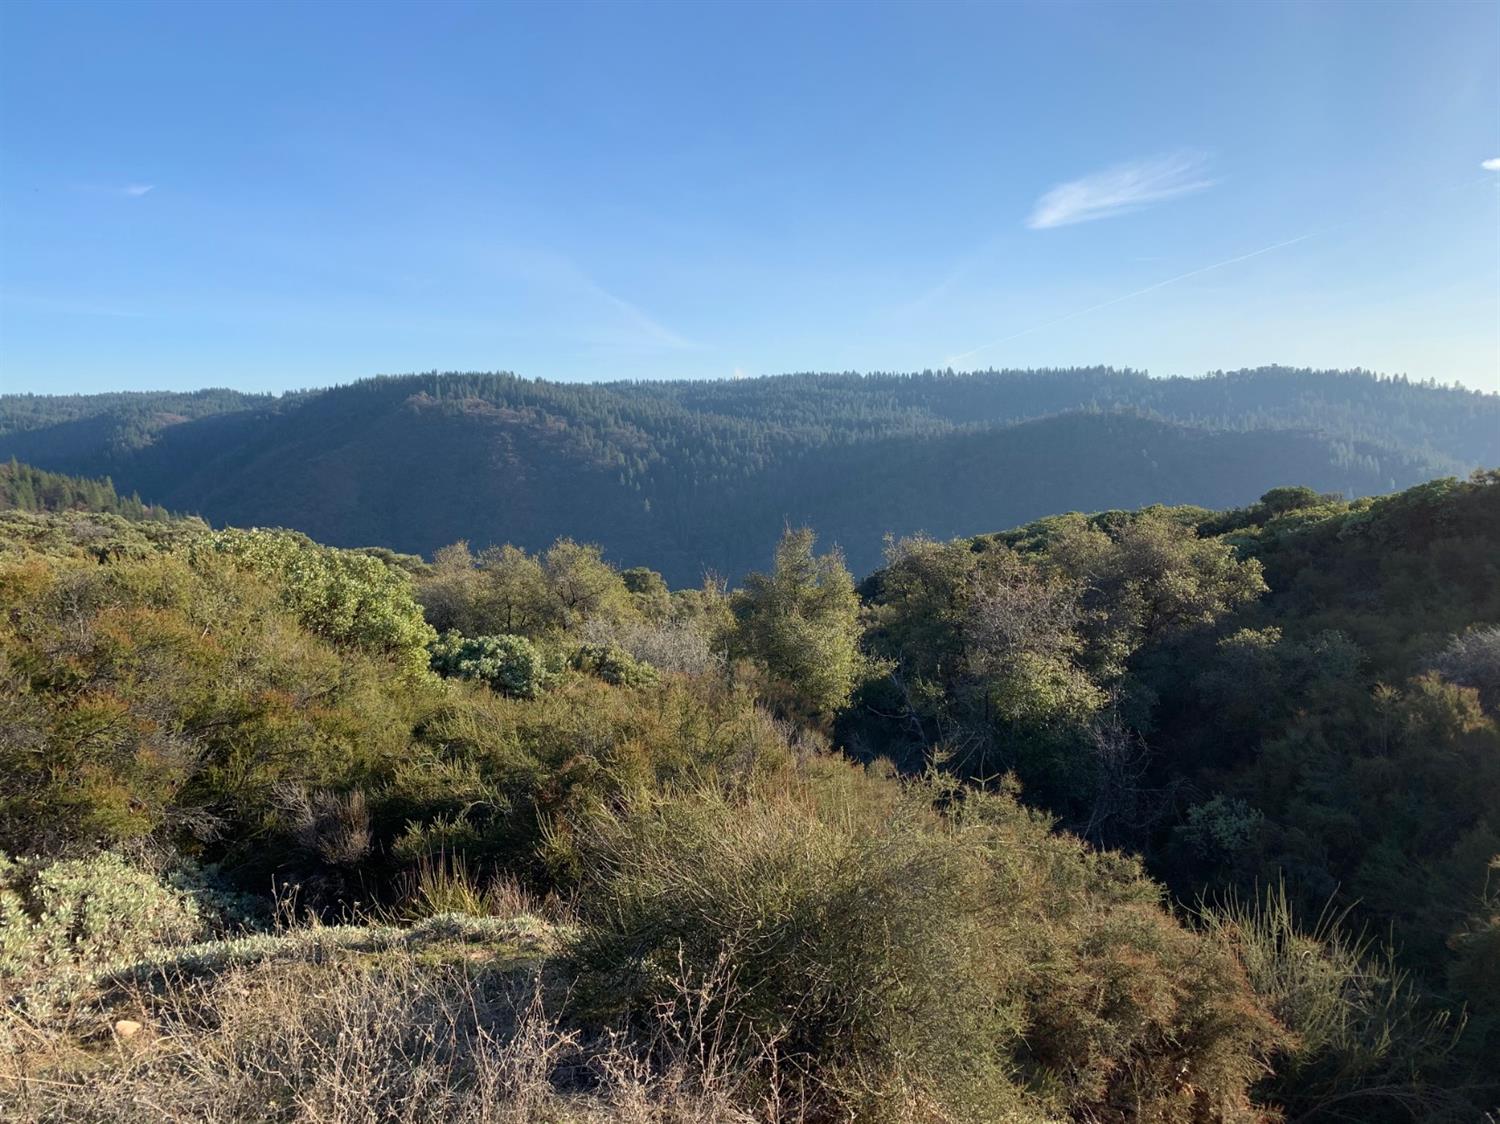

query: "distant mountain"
xmin=3 ymin=367 xmax=1495 ymax=582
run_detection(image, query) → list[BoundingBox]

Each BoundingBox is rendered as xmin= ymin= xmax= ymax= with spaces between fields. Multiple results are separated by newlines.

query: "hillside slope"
xmin=3 ymin=367 xmax=1494 ymax=580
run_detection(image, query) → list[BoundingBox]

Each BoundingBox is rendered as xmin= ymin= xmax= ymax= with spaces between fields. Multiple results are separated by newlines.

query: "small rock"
xmin=113 ymin=1019 xmax=143 ymax=1039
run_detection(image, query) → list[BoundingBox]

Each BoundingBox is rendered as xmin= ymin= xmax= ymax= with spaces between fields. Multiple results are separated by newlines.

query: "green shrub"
xmin=0 ymin=547 xmax=433 ymax=856
xmin=1175 ymin=794 xmax=1268 ymax=873
xmin=567 ymin=641 xmax=660 ymax=689
xmin=730 ymin=528 xmax=864 ymax=717
xmin=1198 ymin=884 xmax=1466 ymax=1120
xmin=1446 ymin=887 xmax=1500 ymax=1073
xmin=1448 ymin=873 xmax=1500 ymax=1012
xmin=564 ymin=769 xmax=1281 ymax=1122
xmin=193 ymin=527 xmax=437 ymax=675
xmin=377 ymin=676 xmax=798 ymax=891
xmin=1 ymin=850 xmax=207 ymax=1006
xmin=1430 ymin=624 xmax=1500 ymax=715
xmin=429 ymin=632 xmax=550 ymax=698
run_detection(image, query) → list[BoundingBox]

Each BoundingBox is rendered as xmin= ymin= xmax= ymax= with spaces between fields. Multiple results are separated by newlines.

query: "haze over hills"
xmin=3 ymin=366 xmax=1496 ymax=582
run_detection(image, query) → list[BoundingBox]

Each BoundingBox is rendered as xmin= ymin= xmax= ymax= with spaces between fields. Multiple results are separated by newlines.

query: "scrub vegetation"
xmin=2 ymin=467 xmax=1497 ymax=1121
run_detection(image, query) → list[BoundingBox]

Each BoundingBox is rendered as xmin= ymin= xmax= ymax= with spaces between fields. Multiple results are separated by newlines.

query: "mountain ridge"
xmin=4 ymin=366 xmax=1495 ymax=582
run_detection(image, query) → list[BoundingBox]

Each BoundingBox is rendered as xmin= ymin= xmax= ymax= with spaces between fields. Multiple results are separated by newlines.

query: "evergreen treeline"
xmin=2 ymin=367 xmax=1494 ymax=582
xmin=0 ymin=458 xmax=167 ymax=520
xmin=0 ymin=387 xmax=272 ymax=459
xmin=2 ymin=471 xmax=1497 ymax=1120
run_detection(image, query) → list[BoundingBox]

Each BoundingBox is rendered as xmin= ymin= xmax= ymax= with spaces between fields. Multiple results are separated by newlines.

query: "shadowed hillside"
xmin=3 ymin=367 xmax=1494 ymax=581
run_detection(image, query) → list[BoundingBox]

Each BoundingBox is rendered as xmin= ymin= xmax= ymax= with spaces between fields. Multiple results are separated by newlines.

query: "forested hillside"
xmin=3 ymin=367 xmax=1494 ymax=582
xmin=0 ymin=458 xmax=167 ymax=520
xmin=3 ymin=471 xmax=1497 ymax=1121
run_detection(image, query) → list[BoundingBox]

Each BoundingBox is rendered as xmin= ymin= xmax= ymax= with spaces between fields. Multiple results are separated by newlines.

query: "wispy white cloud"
xmin=893 ymin=269 xmax=963 ymax=320
xmin=74 ymin=182 xmax=156 ymax=198
xmin=890 ymin=230 xmax=1013 ymax=321
xmin=481 ymin=245 xmax=698 ymax=353
xmin=1482 ymin=157 xmax=1500 ymax=171
xmin=592 ymin=285 xmax=696 ymax=351
xmin=1027 ymin=151 xmax=1216 ymax=229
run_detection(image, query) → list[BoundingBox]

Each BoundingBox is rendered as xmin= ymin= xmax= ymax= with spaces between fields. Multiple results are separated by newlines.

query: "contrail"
xmin=945 ymin=233 xmax=1315 ymax=367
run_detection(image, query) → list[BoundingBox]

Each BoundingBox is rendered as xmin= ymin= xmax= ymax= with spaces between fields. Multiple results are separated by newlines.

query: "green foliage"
xmin=858 ymin=512 xmax=1262 ymax=829
xmin=1257 ymin=484 xmax=1329 ymax=515
xmin=418 ymin=538 xmax=637 ymax=639
xmin=865 ymin=535 xmax=1103 ymax=739
xmin=1036 ymin=507 xmax=1267 ymax=679
xmin=1429 ymin=623 xmax=1500 ymax=715
xmin=850 ymin=471 xmax=1500 ymax=1109
xmin=666 ymin=575 xmax=735 ymax=654
xmin=731 ymin=528 xmax=863 ymax=717
xmin=4 ymin=473 xmax=1500 ymax=1115
xmin=1178 ymin=671 xmax=1500 ymax=975
xmin=0 ymin=520 xmax=432 ymax=855
xmin=566 ymin=641 xmax=660 ymax=689
xmin=382 ymin=674 xmax=799 ymax=891
xmin=541 ymin=538 xmax=636 ymax=631
xmin=1190 ymin=626 xmax=1364 ymax=758
xmin=565 ymin=770 xmax=1281 ymax=1122
xmin=0 ymin=507 xmax=205 ymax=562
xmin=196 ymin=528 xmax=437 ymax=674
xmin=620 ymin=565 xmax=672 ymax=619
xmin=1 ymin=850 xmax=206 ymax=1005
xmin=1175 ymin=795 xmax=1267 ymax=878
xmin=429 ymin=632 xmax=550 ymax=698
xmin=1225 ymin=469 xmax=1500 ymax=671
xmin=0 ymin=458 xmax=167 ymax=519
xmin=0 ymin=387 xmax=269 ymax=454
xmin=1198 ymin=884 xmax=1466 ymax=1119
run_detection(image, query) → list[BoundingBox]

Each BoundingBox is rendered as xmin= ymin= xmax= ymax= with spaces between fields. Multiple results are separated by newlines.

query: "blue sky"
xmin=1 ymin=0 xmax=1497 ymax=395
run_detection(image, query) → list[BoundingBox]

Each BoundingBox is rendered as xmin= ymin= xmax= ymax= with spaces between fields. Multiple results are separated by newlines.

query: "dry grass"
xmin=397 ymin=851 xmax=563 ymax=926
xmin=0 ymin=925 xmax=777 ymax=1124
